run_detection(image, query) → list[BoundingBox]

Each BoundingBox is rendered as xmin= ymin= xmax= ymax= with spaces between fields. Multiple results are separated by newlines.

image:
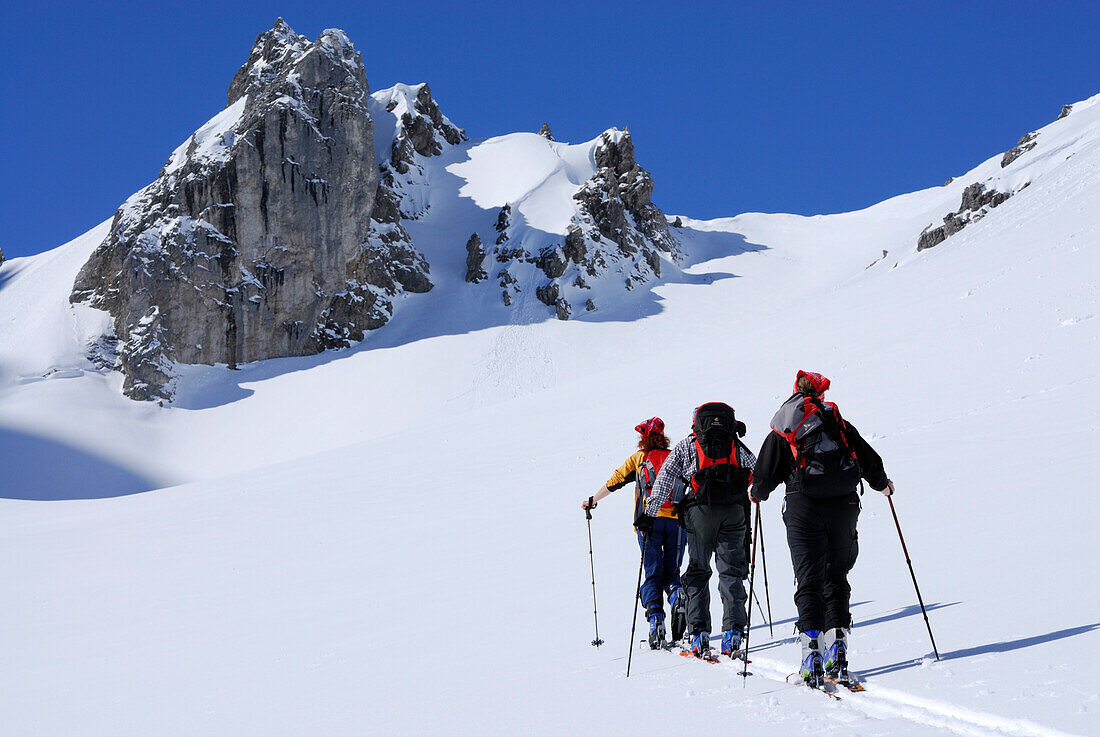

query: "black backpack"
xmin=686 ymin=402 xmax=751 ymax=506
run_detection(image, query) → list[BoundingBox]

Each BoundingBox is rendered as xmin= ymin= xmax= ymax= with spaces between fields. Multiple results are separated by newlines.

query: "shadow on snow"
xmin=857 ymin=621 xmax=1100 ymax=679
xmin=0 ymin=425 xmax=160 ymax=500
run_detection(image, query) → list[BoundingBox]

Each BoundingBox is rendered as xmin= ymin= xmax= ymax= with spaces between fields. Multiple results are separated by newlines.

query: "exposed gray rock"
xmin=368 ymin=83 xmax=466 ymax=229
xmin=477 ymin=129 xmax=681 ymax=320
xmin=585 ymin=299 xmax=596 ymax=311
xmin=0 ymin=246 xmax=4 ymax=268
xmin=538 ymin=123 xmax=554 ymax=140
xmin=71 ymin=21 xmax=432 ymax=400
xmin=382 ymin=84 xmax=466 ymax=175
xmin=563 ymin=226 xmax=586 ymax=264
xmin=671 ymin=216 xmax=683 ymax=228
xmin=494 ymin=205 xmax=511 ymax=245
xmin=1057 ymin=104 xmax=1073 ymax=120
xmin=498 ymin=268 xmax=519 ymax=306
xmin=464 ymin=233 xmax=487 ymax=283
xmin=573 ymin=130 xmax=680 ymax=269
xmin=536 ymin=246 xmax=567 ymax=279
xmin=917 ymin=181 xmax=1013 ymax=251
xmin=1001 ymin=132 xmax=1038 ymax=168
xmin=536 ymin=282 xmax=559 ymax=306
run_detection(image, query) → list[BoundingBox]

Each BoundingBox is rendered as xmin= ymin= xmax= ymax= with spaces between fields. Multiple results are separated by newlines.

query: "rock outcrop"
xmin=917 ymin=182 xmax=1015 ymax=251
xmin=1001 ymin=132 xmax=1038 ymax=168
xmin=476 ymin=129 xmax=682 ymax=319
xmin=71 ymin=20 xmax=432 ymax=400
xmin=464 ymin=233 xmax=487 ymax=283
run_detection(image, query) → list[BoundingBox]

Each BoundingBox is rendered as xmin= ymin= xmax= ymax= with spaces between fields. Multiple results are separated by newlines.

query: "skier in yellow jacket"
xmin=582 ymin=417 xmax=687 ymax=648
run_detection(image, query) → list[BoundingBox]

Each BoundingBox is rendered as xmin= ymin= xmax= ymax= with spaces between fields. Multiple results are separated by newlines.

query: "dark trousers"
xmin=782 ymin=491 xmax=860 ymax=632
xmin=637 ymin=516 xmax=686 ymax=617
xmin=683 ymin=503 xmax=748 ymax=633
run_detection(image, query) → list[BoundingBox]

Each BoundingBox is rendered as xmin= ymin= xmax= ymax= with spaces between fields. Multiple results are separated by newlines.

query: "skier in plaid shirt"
xmin=638 ymin=402 xmax=756 ymax=659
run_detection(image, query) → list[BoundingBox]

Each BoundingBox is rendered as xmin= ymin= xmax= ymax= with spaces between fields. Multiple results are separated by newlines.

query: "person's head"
xmin=635 ymin=417 xmax=670 ymax=452
xmin=794 ymin=370 xmax=831 ymax=396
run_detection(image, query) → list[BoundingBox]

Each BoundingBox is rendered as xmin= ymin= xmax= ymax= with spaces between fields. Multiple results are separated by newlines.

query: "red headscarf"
xmin=635 ymin=417 xmax=665 ymax=436
xmin=795 ymin=370 xmax=831 ymax=395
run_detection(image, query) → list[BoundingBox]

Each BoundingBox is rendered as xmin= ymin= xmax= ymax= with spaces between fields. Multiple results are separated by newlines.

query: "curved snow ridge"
xmin=750 ymin=655 xmax=1084 ymax=737
xmin=446 ymin=131 xmax=604 ymax=236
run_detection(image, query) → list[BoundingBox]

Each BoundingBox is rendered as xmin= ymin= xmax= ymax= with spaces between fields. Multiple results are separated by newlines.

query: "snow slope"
xmin=0 ymin=94 xmax=1097 ymax=736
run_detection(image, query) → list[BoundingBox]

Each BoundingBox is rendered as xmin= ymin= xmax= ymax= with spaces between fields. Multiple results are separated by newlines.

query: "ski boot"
xmin=669 ymin=587 xmax=688 ymax=643
xmin=647 ymin=613 xmax=666 ymax=650
xmin=823 ymin=627 xmax=850 ymax=681
xmin=721 ymin=628 xmax=744 ymax=658
xmin=690 ymin=629 xmax=710 ymax=658
xmin=798 ymin=629 xmax=825 ymax=688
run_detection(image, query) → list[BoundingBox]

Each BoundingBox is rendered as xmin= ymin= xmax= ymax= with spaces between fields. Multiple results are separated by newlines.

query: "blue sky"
xmin=1 ymin=1 xmax=1097 ymax=259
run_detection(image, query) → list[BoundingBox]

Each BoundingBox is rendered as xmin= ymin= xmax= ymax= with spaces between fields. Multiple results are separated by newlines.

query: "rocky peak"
xmin=471 ymin=128 xmax=681 ymax=320
xmin=538 ymin=122 xmax=554 ymax=140
xmin=226 ymin=19 xmax=311 ymax=106
xmin=575 ymin=129 xmax=675 ymax=260
xmin=371 ymin=83 xmax=465 ymax=173
xmin=71 ymin=22 xmax=432 ymax=401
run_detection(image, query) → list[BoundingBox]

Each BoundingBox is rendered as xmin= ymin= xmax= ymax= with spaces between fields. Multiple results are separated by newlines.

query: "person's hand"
xmin=581 ymin=497 xmax=597 ymax=511
xmin=634 ymin=512 xmax=655 ymax=533
xmin=880 ymin=480 xmax=895 ymax=497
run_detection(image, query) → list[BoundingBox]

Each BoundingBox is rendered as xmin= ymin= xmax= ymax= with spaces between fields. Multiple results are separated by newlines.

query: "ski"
xmin=824 ymin=676 xmax=864 ymax=692
xmin=643 ymin=639 xmax=753 ymax=673
xmin=785 ymin=673 xmax=842 ymax=700
xmin=678 ymin=648 xmax=720 ymax=664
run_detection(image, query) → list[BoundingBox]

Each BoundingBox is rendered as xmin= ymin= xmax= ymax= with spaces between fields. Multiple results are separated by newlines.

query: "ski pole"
xmin=758 ymin=505 xmax=774 ymax=637
xmin=585 ymin=498 xmax=604 ymax=647
xmin=887 ymin=495 xmax=940 ymax=660
xmin=626 ymin=530 xmax=647 ymax=678
xmin=741 ymin=504 xmax=761 ymax=684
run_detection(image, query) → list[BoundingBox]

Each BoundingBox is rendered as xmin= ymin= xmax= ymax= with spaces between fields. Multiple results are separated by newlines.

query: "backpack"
xmin=634 ymin=448 xmax=671 ymax=519
xmin=686 ymin=402 xmax=752 ymax=506
xmin=771 ymin=393 xmax=862 ymax=499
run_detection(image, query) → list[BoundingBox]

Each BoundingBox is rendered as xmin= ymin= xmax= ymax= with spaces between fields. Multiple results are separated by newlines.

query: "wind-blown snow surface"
xmin=0 ymin=94 xmax=1098 ymax=735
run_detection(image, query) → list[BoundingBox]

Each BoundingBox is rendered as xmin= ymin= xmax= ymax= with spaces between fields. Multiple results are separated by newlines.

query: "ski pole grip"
xmin=585 ymin=496 xmax=594 ymax=520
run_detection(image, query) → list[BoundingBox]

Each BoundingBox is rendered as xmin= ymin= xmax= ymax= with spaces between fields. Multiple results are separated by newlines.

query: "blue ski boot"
xmin=799 ymin=629 xmax=824 ymax=688
xmin=647 ymin=614 xmax=666 ymax=650
xmin=690 ymin=629 xmax=710 ymax=657
xmin=669 ymin=587 xmax=688 ymax=643
xmin=824 ymin=627 xmax=850 ymax=681
xmin=721 ymin=628 xmax=744 ymax=658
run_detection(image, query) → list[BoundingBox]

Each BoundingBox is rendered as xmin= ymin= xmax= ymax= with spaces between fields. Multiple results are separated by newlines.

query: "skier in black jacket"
xmin=750 ymin=371 xmax=893 ymax=687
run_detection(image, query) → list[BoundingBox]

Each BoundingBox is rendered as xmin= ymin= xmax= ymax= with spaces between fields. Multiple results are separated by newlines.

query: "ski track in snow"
xmin=745 ymin=655 xmax=1085 ymax=737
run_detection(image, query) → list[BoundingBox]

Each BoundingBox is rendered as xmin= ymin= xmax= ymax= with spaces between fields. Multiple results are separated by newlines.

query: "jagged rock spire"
xmin=71 ymin=21 xmax=433 ymax=401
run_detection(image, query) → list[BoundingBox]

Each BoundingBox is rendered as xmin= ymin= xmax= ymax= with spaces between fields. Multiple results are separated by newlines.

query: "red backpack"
xmin=635 ymin=448 xmax=671 ymax=518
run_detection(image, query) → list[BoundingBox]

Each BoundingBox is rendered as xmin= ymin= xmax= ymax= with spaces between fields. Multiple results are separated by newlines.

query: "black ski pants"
xmin=782 ymin=491 xmax=860 ymax=633
xmin=683 ymin=503 xmax=748 ymax=634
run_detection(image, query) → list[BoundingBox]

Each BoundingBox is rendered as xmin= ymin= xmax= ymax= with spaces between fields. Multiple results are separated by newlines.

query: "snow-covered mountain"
xmin=66 ymin=21 xmax=683 ymax=401
xmin=0 ymin=20 xmax=1097 ymax=737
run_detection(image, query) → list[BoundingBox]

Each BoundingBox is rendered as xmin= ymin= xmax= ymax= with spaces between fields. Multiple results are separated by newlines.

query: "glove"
xmin=735 ymin=420 xmax=747 ymax=437
xmin=634 ymin=511 xmax=655 ymax=533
